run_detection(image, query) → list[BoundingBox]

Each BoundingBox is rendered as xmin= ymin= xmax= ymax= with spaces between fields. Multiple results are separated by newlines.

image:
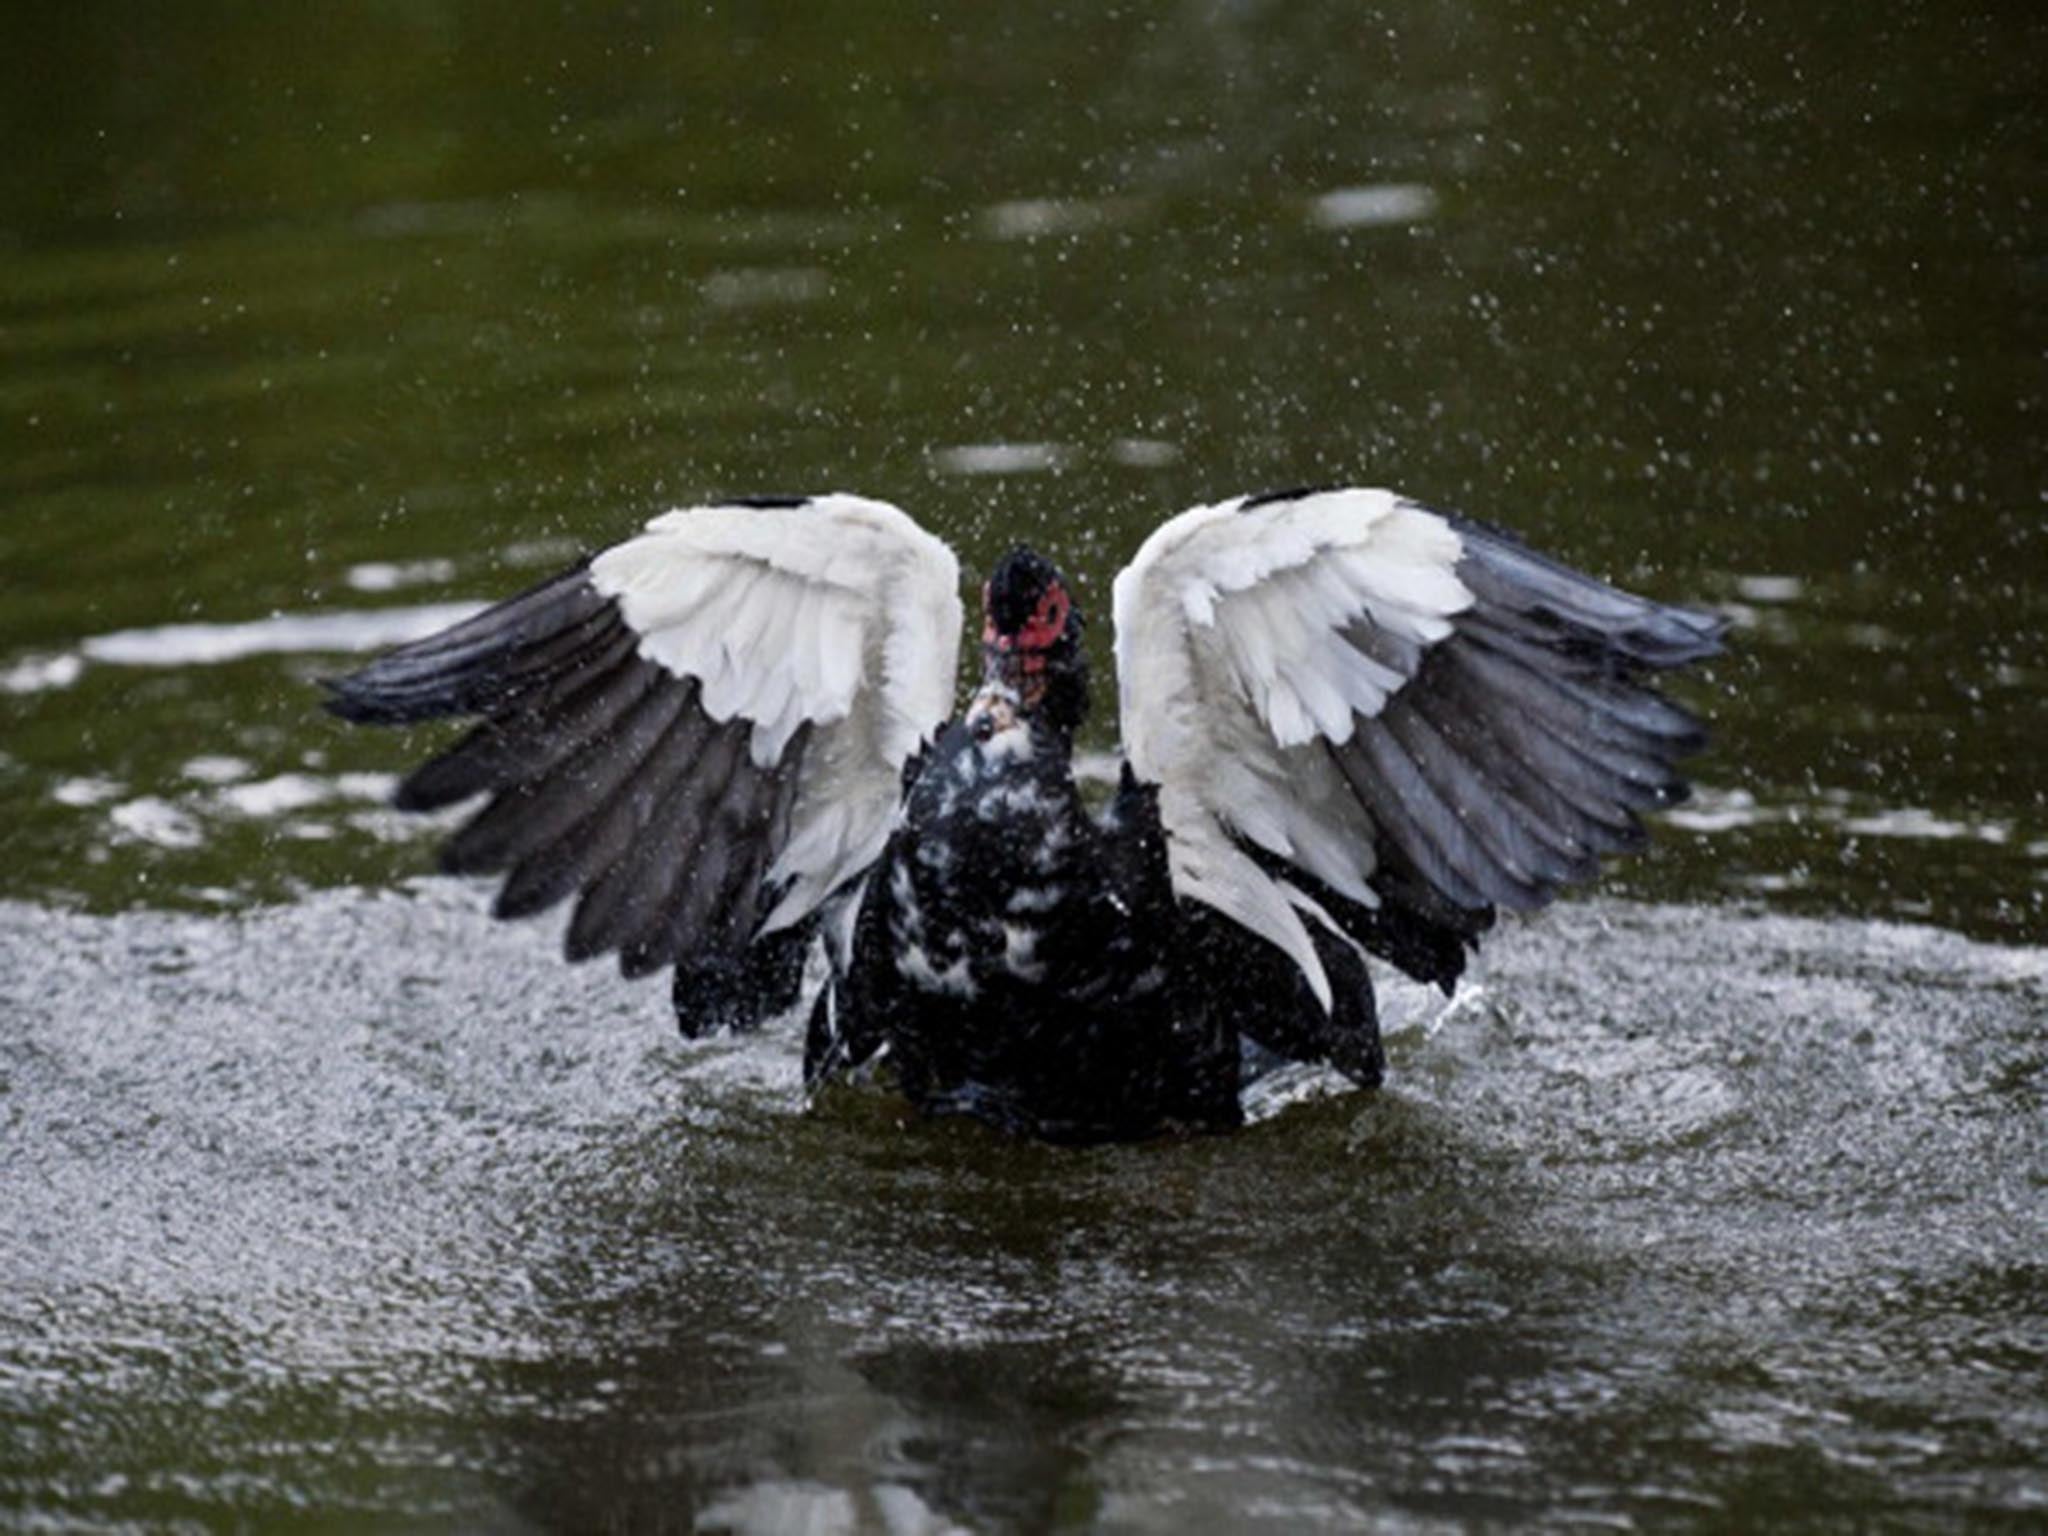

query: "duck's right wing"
xmin=1111 ymin=486 xmax=1724 ymax=1012
xmin=324 ymin=494 xmax=962 ymax=1029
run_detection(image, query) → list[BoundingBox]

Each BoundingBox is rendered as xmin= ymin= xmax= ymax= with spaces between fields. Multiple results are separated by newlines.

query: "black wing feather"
xmin=1298 ymin=512 xmax=1724 ymax=974
xmin=392 ymin=623 xmax=642 ymax=812
xmin=323 ymin=561 xmax=820 ymax=1024
xmin=320 ymin=562 xmax=608 ymax=724
xmin=493 ymin=696 xmax=716 ymax=921
xmin=610 ymin=723 xmax=761 ymax=973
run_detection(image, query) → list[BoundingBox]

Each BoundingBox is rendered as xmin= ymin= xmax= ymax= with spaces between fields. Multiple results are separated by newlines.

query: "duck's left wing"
xmin=1110 ymin=486 xmax=1724 ymax=1009
xmin=325 ymin=494 xmax=962 ymax=1024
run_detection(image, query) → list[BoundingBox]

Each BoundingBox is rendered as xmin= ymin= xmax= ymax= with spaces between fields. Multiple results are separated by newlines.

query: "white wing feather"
xmin=591 ymin=493 xmax=962 ymax=934
xmin=1112 ymin=489 xmax=1473 ymax=1007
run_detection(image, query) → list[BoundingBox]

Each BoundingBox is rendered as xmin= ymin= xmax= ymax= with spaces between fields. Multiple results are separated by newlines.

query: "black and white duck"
xmin=325 ymin=488 xmax=1725 ymax=1142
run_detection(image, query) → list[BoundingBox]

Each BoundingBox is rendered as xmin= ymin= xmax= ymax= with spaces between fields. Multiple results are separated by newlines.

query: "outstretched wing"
xmin=325 ymin=493 xmax=963 ymax=1013
xmin=1111 ymin=486 xmax=1724 ymax=1009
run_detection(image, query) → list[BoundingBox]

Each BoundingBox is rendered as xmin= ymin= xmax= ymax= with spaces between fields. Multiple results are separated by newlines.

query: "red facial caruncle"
xmin=983 ymin=580 xmax=1070 ymax=668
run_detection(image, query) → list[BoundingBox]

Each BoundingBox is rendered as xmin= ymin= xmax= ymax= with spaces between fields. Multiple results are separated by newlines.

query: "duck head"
xmin=976 ymin=546 xmax=1089 ymax=736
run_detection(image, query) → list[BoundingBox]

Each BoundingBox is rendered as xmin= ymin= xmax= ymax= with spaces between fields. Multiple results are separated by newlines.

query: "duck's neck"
xmin=964 ymin=681 xmax=1074 ymax=768
xmin=977 ymin=636 xmax=1090 ymax=739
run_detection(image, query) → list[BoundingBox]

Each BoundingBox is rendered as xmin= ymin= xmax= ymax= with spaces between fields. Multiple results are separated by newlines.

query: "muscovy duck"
xmin=326 ymin=488 xmax=1724 ymax=1142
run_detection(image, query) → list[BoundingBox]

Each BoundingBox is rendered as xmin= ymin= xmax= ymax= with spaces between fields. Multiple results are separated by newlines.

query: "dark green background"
xmin=4 ymin=0 xmax=2042 ymax=939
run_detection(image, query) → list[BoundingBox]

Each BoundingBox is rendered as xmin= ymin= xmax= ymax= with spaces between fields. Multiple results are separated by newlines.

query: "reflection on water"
xmin=2 ymin=0 xmax=2043 ymax=1525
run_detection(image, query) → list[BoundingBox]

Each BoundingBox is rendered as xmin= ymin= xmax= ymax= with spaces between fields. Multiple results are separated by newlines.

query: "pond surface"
xmin=3 ymin=1 xmax=2043 ymax=1528
xmin=5 ymin=892 xmax=2044 ymax=1529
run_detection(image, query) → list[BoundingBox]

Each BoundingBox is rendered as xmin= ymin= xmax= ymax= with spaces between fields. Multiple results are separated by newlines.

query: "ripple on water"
xmin=0 ymin=890 xmax=2042 ymax=1528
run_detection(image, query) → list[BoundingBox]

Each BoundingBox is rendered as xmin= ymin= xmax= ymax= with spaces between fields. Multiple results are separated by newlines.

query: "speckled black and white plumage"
xmin=805 ymin=703 xmax=1244 ymax=1141
xmin=328 ymin=488 xmax=1724 ymax=1143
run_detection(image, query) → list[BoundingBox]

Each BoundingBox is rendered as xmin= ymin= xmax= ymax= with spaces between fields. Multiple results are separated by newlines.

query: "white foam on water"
xmin=213 ymin=772 xmax=398 ymax=819
xmin=1841 ymin=808 xmax=2010 ymax=843
xmin=52 ymin=776 xmax=125 ymax=808
xmin=978 ymin=196 xmax=1144 ymax=240
xmin=1668 ymin=785 xmax=2017 ymax=848
xmin=345 ymin=559 xmax=458 ymax=593
xmin=106 ymin=796 xmax=204 ymax=849
xmin=1309 ymin=183 xmax=1439 ymax=229
xmin=180 ymin=755 xmax=254 ymax=785
xmin=1735 ymin=574 xmax=1804 ymax=602
xmin=0 ymin=652 xmax=84 ymax=694
xmin=929 ymin=442 xmax=1073 ymax=476
xmin=79 ymin=602 xmax=487 ymax=667
xmin=1109 ymin=437 xmax=1181 ymax=468
xmin=702 ymin=266 xmax=832 ymax=308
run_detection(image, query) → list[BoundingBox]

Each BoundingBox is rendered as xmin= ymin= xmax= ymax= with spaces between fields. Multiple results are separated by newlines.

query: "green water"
xmin=3 ymin=2 xmax=2044 ymax=1529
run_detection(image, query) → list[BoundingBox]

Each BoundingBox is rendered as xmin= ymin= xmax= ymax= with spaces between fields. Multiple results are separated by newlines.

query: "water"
xmin=3 ymin=1 xmax=2043 ymax=1527
xmin=5 ymin=891 xmax=2043 ymax=1527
